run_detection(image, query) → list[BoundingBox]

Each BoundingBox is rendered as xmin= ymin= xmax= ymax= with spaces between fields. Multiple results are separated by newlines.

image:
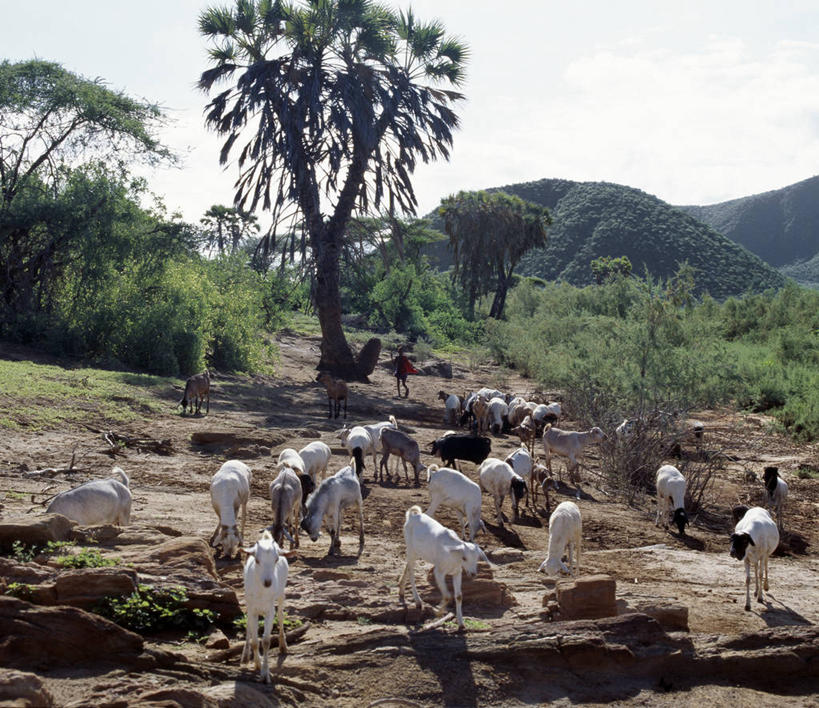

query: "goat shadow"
xmin=759 ymin=594 xmax=812 ymax=627
xmin=483 ymin=520 xmax=525 ymax=549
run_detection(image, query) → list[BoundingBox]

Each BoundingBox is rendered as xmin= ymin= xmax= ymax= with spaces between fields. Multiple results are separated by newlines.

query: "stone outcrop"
xmin=553 ymin=574 xmax=617 ymax=620
xmin=0 ymin=669 xmax=54 ymax=707
xmin=0 ymin=514 xmax=75 ymax=552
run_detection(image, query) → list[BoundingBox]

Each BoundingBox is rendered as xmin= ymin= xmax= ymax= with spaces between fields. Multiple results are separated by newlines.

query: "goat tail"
xmin=112 ymin=467 xmax=129 ymax=487
xmin=352 ymin=447 xmax=365 ymax=476
xmin=406 ymin=505 xmax=423 ymax=521
xmin=389 ymin=414 xmax=398 ymax=427
xmin=543 ymin=423 xmax=552 ymax=435
xmin=426 ymin=464 xmax=439 ymax=482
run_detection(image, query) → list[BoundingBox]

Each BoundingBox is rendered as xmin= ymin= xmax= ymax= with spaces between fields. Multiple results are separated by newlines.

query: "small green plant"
xmin=232 ymin=612 xmax=302 ymax=634
xmin=55 ymin=548 xmax=119 ymax=569
xmin=797 ymin=466 xmax=819 ymax=480
xmin=4 ymin=582 xmax=35 ymax=600
xmin=10 ymin=541 xmax=36 ymax=563
xmin=95 ymin=584 xmax=217 ymax=634
xmin=4 ymin=491 xmax=26 ymax=501
xmin=356 ymin=616 xmax=373 ymax=625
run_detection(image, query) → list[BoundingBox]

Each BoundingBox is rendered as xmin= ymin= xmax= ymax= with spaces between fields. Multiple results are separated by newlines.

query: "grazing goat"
xmin=437 ymin=391 xmax=463 ymax=426
xmin=729 ymin=507 xmax=779 ymax=611
xmin=487 ymin=397 xmax=509 ymax=435
xmin=316 ymin=372 xmax=348 ymax=419
xmin=430 ymin=434 xmax=491 ymax=469
xmin=379 ymin=427 xmax=425 ymax=485
xmin=277 ymin=448 xmax=306 ymax=476
xmin=504 ymin=447 xmax=534 ymax=507
xmin=426 ymin=464 xmax=485 ymax=541
xmin=301 ymin=466 xmax=364 ymax=556
xmin=511 ymin=415 xmax=537 ymax=456
xmin=268 ymin=466 xmax=303 ymax=549
xmin=338 ymin=425 xmax=373 ymax=477
xmin=471 ymin=397 xmax=490 ymax=435
xmin=478 ymin=458 xmax=527 ymax=526
xmin=476 ymin=387 xmax=504 ymax=401
xmin=361 ymin=415 xmax=399 ymax=466
xmin=762 ymin=466 xmax=788 ymax=532
xmin=298 ymin=441 xmax=332 ymax=484
xmin=298 ymin=473 xmax=315 ymax=512
xmin=180 ymin=370 xmax=210 ymax=416
xmin=398 ymin=506 xmax=490 ymax=630
xmin=241 ymin=530 xmax=289 ymax=683
xmin=655 ymin=464 xmax=689 ymax=536
xmin=46 ymin=467 xmax=131 ymax=526
xmin=615 ymin=418 xmax=636 ymax=440
xmin=541 ymin=425 xmax=605 ymax=483
xmin=532 ymin=402 xmax=561 ymax=429
xmin=538 ymin=501 xmax=582 ymax=576
xmin=210 ymin=460 xmax=252 ymax=559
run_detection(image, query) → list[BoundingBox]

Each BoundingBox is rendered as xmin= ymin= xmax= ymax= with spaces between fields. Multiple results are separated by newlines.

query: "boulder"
xmin=555 ymin=574 xmax=617 ymax=620
xmin=0 ymin=669 xmax=54 ymax=707
xmin=423 ymin=362 xmax=453 ymax=379
xmin=0 ymin=514 xmax=76 ymax=552
xmin=424 ymin=565 xmax=515 ymax=608
xmin=52 ymin=567 xmax=138 ymax=609
xmin=0 ymin=596 xmax=144 ymax=670
xmin=355 ymin=337 xmax=382 ymax=379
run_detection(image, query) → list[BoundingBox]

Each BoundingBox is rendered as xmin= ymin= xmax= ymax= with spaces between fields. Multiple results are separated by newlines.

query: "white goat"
xmin=209 ymin=460 xmax=252 ymax=559
xmin=487 ymin=397 xmax=509 ymax=435
xmin=398 ymin=506 xmax=490 ymax=630
xmin=476 ymin=387 xmax=504 ymax=401
xmin=538 ymin=501 xmax=582 ymax=576
xmin=338 ymin=425 xmax=374 ymax=477
xmin=437 ymin=391 xmax=462 ymax=426
xmin=729 ymin=507 xmax=779 ymax=611
xmin=276 ymin=448 xmax=306 ymax=476
xmin=301 ymin=465 xmax=364 ymax=556
xmin=362 ymin=415 xmax=399 ymax=462
xmin=46 ymin=467 xmax=131 ymax=526
xmin=268 ymin=467 xmax=303 ymax=549
xmin=763 ymin=466 xmax=788 ymax=532
xmin=655 ymin=464 xmax=689 ymax=536
xmin=298 ymin=441 xmax=332 ymax=484
xmin=615 ymin=418 xmax=636 ymax=440
xmin=478 ymin=458 xmax=527 ymax=526
xmin=533 ymin=402 xmax=561 ymax=426
xmin=541 ymin=425 xmax=605 ymax=483
xmin=425 ymin=464 xmax=485 ymax=541
xmin=505 ymin=447 xmax=534 ymax=507
xmin=241 ymin=530 xmax=289 ymax=683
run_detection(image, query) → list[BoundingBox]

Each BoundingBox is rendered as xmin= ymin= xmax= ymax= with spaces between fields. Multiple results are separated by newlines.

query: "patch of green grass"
xmin=4 ymin=491 xmax=26 ymax=501
xmin=287 ymin=312 xmax=321 ymax=337
xmin=356 ymin=616 xmax=373 ymax=625
xmin=797 ymin=466 xmax=819 ymax=480
xmin=0 ymin=359 xmax=173 ymax=430
xmin=95 ymin=584 xmax=217 ymax=634
xmin=54 ymin=548 xmax=119 ymax=569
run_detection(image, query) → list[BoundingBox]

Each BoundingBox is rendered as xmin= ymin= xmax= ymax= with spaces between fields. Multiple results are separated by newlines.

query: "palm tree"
xmin=198 ymin=0 xmax=468 ymax=377
xmin=201 ymin=204 xmax=259 ymax=256
xmin=439 ymin=190 xmax=551 ymax=319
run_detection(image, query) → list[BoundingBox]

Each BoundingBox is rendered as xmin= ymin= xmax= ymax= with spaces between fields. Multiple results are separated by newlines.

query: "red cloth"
xmin=395 ymin=354 xmax=418 ymax=375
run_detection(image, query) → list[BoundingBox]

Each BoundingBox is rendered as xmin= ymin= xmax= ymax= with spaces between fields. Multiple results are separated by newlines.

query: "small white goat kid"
xmin=46 ymin=467 xmax=131 ymax=526
xmin=729 ymin=506 xmax=779 ymax=611
xmin=241 ymin=530 xmax=290 ymax=683
xmin=538 ymin=501 xmax=582 ymax=576
xmin=210 ymin=460 xmax=252 ymax=559
xmin=398 ymin=506 xmax=490 ymax=630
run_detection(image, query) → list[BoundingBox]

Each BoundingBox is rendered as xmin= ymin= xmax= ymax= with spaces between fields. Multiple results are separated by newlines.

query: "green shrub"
xmin=95 ymin=584 xmax=217 ymax=634
xmin=54 ymin=548 xmax=119 ymax=569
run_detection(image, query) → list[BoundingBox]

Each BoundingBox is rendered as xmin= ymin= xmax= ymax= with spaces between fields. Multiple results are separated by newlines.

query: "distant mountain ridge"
xmin=678 ymin=175 xmax=819 ymax=269
xmin=432 ymin=178 xmax=784 ymax=299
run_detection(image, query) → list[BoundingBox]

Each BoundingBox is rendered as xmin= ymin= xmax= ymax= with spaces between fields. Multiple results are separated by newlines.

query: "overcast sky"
xmin=4 ymin=1 xmax=819 ymax=225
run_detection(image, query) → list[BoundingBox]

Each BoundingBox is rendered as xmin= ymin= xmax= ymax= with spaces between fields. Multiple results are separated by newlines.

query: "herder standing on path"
xmin=393 ymin=346 xmax=418 ymax=398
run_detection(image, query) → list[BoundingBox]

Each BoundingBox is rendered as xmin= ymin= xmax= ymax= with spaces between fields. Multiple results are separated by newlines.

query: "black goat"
xmin=430 ymin=434 xmax=491 ymax=468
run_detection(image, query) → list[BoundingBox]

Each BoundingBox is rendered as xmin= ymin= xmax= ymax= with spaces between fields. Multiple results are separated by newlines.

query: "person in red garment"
xmin=392 ymin=346 xmax=418 ymax=398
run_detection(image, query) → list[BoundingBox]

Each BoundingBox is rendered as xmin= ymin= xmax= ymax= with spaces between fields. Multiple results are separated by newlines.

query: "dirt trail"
xmin=0 ymin=333 xmax=817 ymax=705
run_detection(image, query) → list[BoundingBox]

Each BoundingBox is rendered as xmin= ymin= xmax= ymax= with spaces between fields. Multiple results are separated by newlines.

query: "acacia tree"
xmin=0 ymin=59 xmax=172 ymax=319
xmin=198 ymin=0 xmax=467 ymax=377
xmin=439 ymin=190 xmax=550 ymax=318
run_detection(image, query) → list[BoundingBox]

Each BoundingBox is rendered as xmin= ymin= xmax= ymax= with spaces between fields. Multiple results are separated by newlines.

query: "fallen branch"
xmin=205 ymin=621 xmax=311 ymax=663
xmin=102 ymin=431 xmax=174 ymax=456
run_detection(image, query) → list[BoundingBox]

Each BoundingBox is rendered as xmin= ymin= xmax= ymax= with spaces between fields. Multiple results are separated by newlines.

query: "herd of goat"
xmin=38 ymin=376 xmax=792 ymax=683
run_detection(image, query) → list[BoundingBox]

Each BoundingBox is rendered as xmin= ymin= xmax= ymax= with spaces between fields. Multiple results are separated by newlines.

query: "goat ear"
xmin=747 ymin=535 xmax=755 ymax=546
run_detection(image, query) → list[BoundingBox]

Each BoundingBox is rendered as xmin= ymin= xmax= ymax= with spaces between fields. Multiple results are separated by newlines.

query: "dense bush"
xmin=489 ymin=273 xmax=819 ymax=441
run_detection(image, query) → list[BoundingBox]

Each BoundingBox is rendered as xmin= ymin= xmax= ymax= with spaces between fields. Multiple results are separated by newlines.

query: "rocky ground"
xmin=0 ymin=333 xmax=817 ymax=707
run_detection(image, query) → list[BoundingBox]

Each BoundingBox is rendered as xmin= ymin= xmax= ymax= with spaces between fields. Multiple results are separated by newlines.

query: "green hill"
xmin=678 ymin=175 xmax=819 ymax=268
xmin=428 ymin=178 xmax=785 ymax=299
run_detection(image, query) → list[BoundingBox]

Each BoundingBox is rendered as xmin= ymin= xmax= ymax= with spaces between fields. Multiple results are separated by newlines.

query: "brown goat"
xmin=316 ymin=372 xmax=348 ymax=419
xmin=180 ymin=370 xmax=210 ymax=415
